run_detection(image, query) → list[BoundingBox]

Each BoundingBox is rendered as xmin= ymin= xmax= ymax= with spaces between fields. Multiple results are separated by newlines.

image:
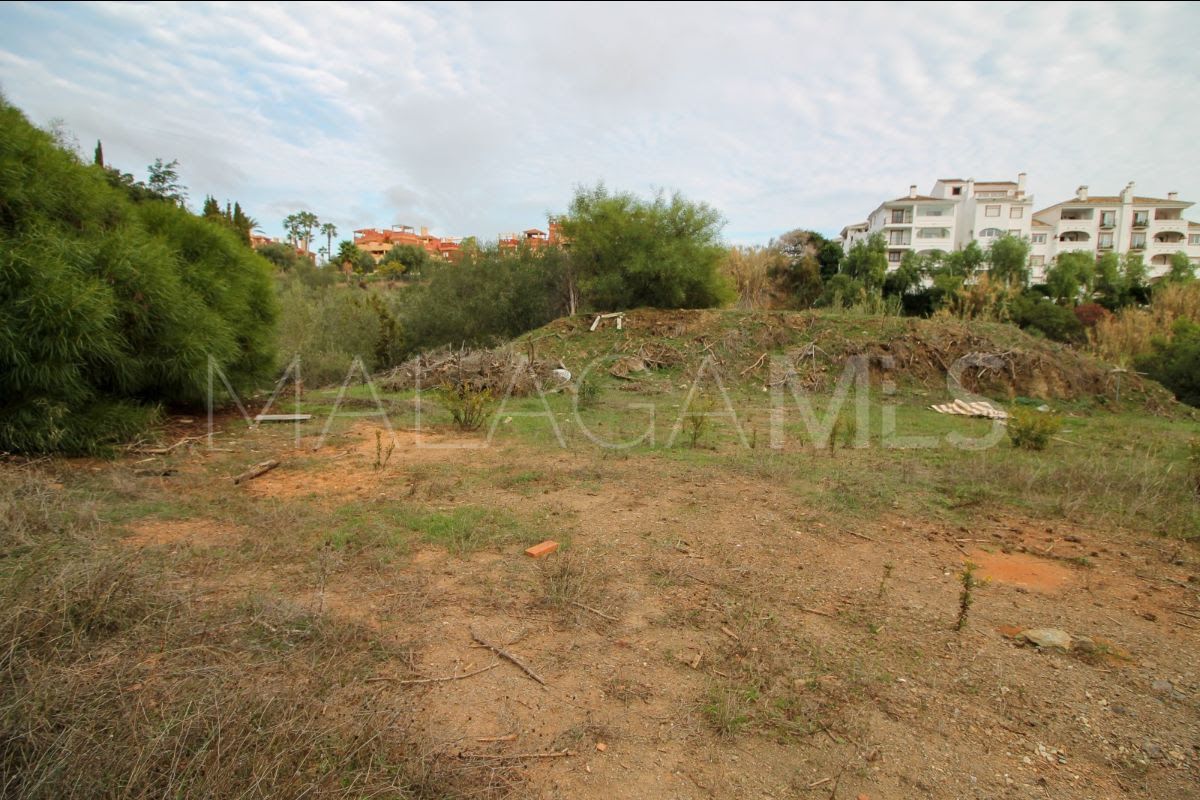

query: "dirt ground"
xmin=102 ymin=415 xmax=1200 ymax=800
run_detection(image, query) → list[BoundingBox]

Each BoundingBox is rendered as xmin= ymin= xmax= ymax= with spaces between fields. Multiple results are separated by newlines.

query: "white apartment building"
xmin=840 ymin=175 xmax=1200 ymax=281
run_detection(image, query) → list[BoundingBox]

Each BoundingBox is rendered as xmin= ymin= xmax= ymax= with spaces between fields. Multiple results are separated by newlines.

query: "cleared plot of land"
xmin=3 ymin=312 xmax=1199 ymax=799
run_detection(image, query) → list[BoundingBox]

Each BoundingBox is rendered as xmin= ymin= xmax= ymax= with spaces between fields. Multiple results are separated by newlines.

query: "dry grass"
xmin=536 ymin=551 xmax=616 ymax=626
xmin=1092 ymin=282 xmax=1200 ymax=365
xmin=0 ymin=469 xmax=521 ymax=799
xmin=721 ymin=245 xmax=786 ymax=310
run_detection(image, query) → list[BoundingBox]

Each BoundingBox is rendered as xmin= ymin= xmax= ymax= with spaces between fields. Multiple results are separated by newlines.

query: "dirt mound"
xmin=522 ymin=309 xmax=1176 ymax=407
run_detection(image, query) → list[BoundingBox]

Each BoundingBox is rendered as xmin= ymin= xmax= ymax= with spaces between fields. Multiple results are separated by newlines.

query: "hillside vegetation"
xmin=0 ymin=97 xmax=277 ymax=454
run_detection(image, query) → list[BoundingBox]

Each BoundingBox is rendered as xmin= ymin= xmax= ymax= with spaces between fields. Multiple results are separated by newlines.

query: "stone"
xmin=1018 ymin=628 xmax=1073 ymax=651
xmin=1073 ymin=636 xmax=1097 ymax=654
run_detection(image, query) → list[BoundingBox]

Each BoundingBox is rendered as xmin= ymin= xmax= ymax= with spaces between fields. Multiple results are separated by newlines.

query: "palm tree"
xmin=320 ymin=222 xmax=338 ymax=263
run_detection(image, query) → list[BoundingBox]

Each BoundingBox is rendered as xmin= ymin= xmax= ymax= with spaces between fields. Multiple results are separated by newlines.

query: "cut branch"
xmin=470 ymin=626 xmax=546 ymax=685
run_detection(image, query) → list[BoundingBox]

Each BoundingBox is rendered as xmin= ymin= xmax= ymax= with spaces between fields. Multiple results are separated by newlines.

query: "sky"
xmin=2 ymin=1 xmax=1199 ymax=245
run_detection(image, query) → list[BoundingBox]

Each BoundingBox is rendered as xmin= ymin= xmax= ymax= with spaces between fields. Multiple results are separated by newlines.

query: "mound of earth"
xmin=520 ymin=309 xmax=1176 ymax=407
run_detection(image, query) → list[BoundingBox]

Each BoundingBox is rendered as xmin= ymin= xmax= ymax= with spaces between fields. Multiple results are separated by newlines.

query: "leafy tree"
xmin=1168 ymin=251 xmax=1196 ymax=284
xmin=986 ymin=234 xmax=1030 ymax=288
xmin=93 ymin=139 xmax=103 ymax=167
xmin=820 ymin=273 xmax=865 ymax=308
xmin=200 ymin=196 xmax=255 ymax=243
xmin=817 ymin=239 xmax=844 ymax=281
xmin=283 ymin=211 xmax=320 ymax=254
xmin=379 ymin=243 xmax=430 ymax=278
xmin=840 ymin=233 xmax=887 ymax=291
xmin=768 ymin=230 xmax=823 ymax=306
xmin=1044 ymin=251 xmax=1095 ymax=304
xmin=0 ymin=97 xmax=276 ymax=453
xmin=943 ymin=240 xmax=985 ymax=279
xmin=883 ymin=250 xmax=924 ymax=297
xmin=560 ymin=184 xmax=731 ymax=310
xmin=1094 ymin=251 xmax=1123 ymax=307
xmin=1123 ymin=252 xmax=1149 ymax=295
xmin=146 ymin=157 xmax=187 ymax=206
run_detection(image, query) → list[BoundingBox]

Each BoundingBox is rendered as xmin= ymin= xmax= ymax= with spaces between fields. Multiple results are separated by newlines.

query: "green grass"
xmin=400 ymin=505 xmax=545 ymax=556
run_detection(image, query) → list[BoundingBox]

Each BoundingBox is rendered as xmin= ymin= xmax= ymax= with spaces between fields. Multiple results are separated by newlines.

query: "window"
xmin=1190 ymin=234 xmax=1200 ymax=245
xmin=1009 ymin=206 xmax=1024 ymax=219
xmin=1030 ymin=256 xmax=1045 ymax=267
xmin=1099 ymin=233 xmax=1113 ymax=248
xmin=985 ymin=205 xmax=1001 ymax=217
xmin=952 ymin=186 xmax=962 ymax=196
xmin=888 ymin=231 xmax=908 ymax=245
xmin=1008 ymin=230 xmax=1021 ymax=237
xmin=917 ymin=228 xmax=949 ymax=238
xmin=1131 ymin=233 xmax=1146 ymax=249
xmin=1133 ymin=212 xmax=1149 ymax=227
xmin=888 ymin=251 xmax=902 ymax=263
xmin=1031 ymin=233 xmax=1047 ymax=244
xmin=979 ymin=228 xmax=1002 ymax=238
xmin=1100 ymin=210 xmax=1116 ymax=228
xmin=891 ymin=209 xmax=910 ymax=224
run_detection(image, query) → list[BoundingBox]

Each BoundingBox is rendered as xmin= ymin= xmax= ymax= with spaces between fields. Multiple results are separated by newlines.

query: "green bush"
xmin=0 ymin=97 xmax=277 ymax=453
xmin=1006 ymin=408 xmax=1062 ymax=451
xmin=275 ymin=280 xmax=398 ymax=387
xmin=1010 ymin=293 xmax=1085 ymax=344
xmin=1134 ymin=319 xmax=1200 ymax=407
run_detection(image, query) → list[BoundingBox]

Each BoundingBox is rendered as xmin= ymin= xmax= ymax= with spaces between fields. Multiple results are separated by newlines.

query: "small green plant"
xmin=682 ymin=395 xmax=714 ymax=448
xmin=441 ymin=379 xmax=493 ymax=432
xmin=373 ymin=430 xmax=396 ymax=471
xmin=701 ymin=685 xmax=752 ymax=738
xmin=1006 ymin=408 xmax=1062 ymax=451
xmin=955 ymin=561 xmax=981 ymax=631
xmin=575 ymin=372 xmax=602 ymax=410
xmin=838 ymin=412 xmax=857 ymax=448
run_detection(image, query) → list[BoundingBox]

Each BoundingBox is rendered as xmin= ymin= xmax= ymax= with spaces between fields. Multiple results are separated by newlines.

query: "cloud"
xmin=2 ymin=1 xmax=1199 ymax=243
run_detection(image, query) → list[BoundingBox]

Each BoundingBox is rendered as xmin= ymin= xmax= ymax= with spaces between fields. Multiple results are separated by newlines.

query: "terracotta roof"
xmin=1031 ymin=220 xmax=1052 ymax=227
xmin=887 ymin=195 xmax=942 ymax=203
xmin=975 ymin=181 xmax=1017 ymax=187
xmin=1189 ymin=221 xmax=1200 ymax=228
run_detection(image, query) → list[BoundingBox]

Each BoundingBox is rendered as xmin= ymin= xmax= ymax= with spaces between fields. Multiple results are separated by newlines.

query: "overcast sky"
xmin=2 ymin=1 xmax=1199 ymax=244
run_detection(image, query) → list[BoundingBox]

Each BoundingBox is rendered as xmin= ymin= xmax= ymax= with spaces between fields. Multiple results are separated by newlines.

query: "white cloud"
xmin=1 ymin=1 xmax=1199 ymax=243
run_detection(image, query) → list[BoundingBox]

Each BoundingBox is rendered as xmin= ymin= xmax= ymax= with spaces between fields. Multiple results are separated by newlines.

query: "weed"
xmin=955 ymin=561 xmax=981 ymax=631
xmin=373 ymin=429 xmax=396 ymax=470
xmin=1007 ymin=408 xmax=1062 ymax=451
xmin=404 ymin=506 xmax=538 ymax=556
xmin=701 ymin=684 xmax=752 ymax=738
xmin=1189 ymin=438 xmax=1200 ymax=499
xmin=682 ymin=394 xmax=715 ymax=448
xmin=575 ymin=372 xmax=602 ymax=409
xmin=537 ymin=551 xmax=613 ymax=624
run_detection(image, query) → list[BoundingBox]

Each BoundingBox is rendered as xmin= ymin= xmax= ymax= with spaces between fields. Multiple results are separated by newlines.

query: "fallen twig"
xmin=476 ymin=733 xmax=519 ymax=743
xmin=470 ymin=627 xmax=546 ymax=685
xmin=366 ymin=662 xmax=499 ymax=685
xmin=459 ymin=749 xmax=571 ymax=761
xmin=570 ymin=601 xmax=618 ymax=621
xmin=799 ymin=606 xmax=834 ymax=618
xmin=232 ymin=459 xmax=280 ymax=485
xmin=739 ymin=352 xmax=767 ymax=377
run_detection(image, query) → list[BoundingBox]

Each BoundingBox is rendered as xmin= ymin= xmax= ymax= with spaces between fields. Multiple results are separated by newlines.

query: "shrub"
xmin=1134 ymin=319 xmax=1200 ymax=407
xmin=441 ymin=379 xmax=494 ymax=431
xmin=1010 ymin=293 xmax=1085 ymax=344
xmin=275 ymin=280 xmax=383 ymax=386
xmin=1074 ymin=302 xmax=1111 ymax=329
xmin=1007 ymin=408 xmax=1062 ymax=450
xmin=0 ymin=98 xmax=277 ymax=453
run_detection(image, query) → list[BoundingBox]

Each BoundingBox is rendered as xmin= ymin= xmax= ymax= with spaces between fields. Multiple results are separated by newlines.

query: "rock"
xmin=1151 ymin=679 xmax=1187 ymax=701
xmin=595 ymin=742 xmax=608 ymax=752
xmin=1018 ymin=628 xmax=1073 ymax=651
xmin=1142 ymin=741 xmax=1164 ymax=760
xmin=1073 ymin=636 xmax=1097 ymax=654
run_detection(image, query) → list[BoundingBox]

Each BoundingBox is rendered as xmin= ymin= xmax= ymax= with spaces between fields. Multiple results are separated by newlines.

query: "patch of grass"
xmin=404 ymin=505 xmax=542 ymax=556
xmin=701 ymin=684 xmax=753 ymax=738
xmin=536 ymin=551 xmax=614 ymax=624
xmin=1007 ymin=408 xmax=1062 ymax=450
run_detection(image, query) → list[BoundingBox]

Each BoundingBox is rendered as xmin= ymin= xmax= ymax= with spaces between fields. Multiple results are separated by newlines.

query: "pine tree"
xmin=93 ymin=139 xmax=103 ymax=167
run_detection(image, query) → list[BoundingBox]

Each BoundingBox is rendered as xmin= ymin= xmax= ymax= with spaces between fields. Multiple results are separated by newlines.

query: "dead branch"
xmin=570 ymin=601 xmax=618 ymax=621
xmin=232 ymin=459 xmax=280 ymax=485
xmin=469 ymin=627 xmax=546 ymax=685
xmin=458 ymin=749 xmax=572 ymax=761
xmin=366 ymin=662 xmax=499 ymax=685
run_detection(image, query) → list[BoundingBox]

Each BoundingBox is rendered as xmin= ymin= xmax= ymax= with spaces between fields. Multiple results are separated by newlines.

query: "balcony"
xmin=1056 ymin=219 xmax=1095 ymax=234
xmin=1132 ymin=217 xmax=1149 ymax=229
xmin=1151 ymin=219 xmax=1187 ymax=236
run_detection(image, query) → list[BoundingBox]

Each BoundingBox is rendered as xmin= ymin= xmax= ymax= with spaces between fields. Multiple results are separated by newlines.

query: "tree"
xmin=283 ymin=211 xmax=320 ymax=254
xmin=1044 ymin=251 xmax=1095 ymax=304
xmin=840 ymin=233 xmax=887 ymax=291
xmin=320 ymin=222 xmax=338 ymax=262
xmin=944 ymin=240 xmax=985 ymax=279
xmin=883 ymin=249 xmax=925 ymax=297
xmin=335 ymin=239 xmax=361 ymax=269
xmin=1095 ymin=251 xmax=1123 ymax=307
xmin=986 ymin=234 xmax=1030 ymax=288
xmin=560 ymin=183 xmax=731 ymax=310
xmin=146 ymin=157 xmax=187 ymax=206
xmin=93 ymin=139 xmax=103 ymax=168
xmin=817 ymin=239 xmax=844 ymax=281
xmin=769 ymin=229 xmax=824 ymax=306
xmin=1135 ymin=319 xmax=1200 ymax=406
xmin=1167 ymin=251 xmax=1196 ymax=284
xmin=379 ymin=243 xmax=430 ymax=278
